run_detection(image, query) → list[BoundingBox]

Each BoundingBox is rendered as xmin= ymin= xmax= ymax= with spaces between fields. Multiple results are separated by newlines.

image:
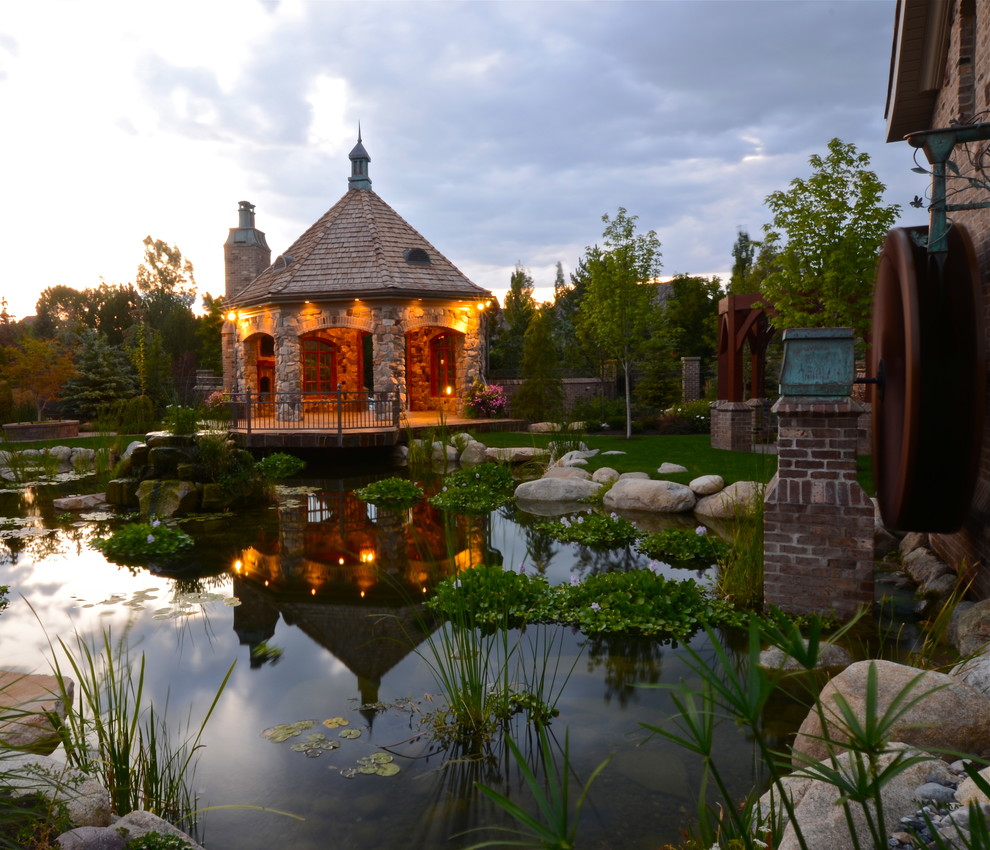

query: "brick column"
xmin=710 ymin=401 xmax=753 ymax=451
xmin=681 ymin=356 xmax=701 ymax=402
xmin=763 ymin=397 xmax=874 ymax=619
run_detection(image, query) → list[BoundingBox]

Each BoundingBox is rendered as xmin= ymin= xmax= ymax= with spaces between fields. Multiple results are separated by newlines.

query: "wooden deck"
xmin=229 ymin=409 xmax=526 ymax=450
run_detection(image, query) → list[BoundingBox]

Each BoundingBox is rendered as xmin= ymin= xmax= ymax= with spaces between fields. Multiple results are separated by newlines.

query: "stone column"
xmin=274 ymin=315 xmax=302 ymax=422
xmin=221 ymin=321 xmax=238 ymax=392
xmin=681 ymin=356 xmax=701 ymax=402
xmin=763 ymin=329 xmax=874 ymax=620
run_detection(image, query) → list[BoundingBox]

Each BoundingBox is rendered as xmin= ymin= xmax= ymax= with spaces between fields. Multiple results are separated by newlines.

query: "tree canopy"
xmin=760 ymin=138 xmax=900 ymax=345
xmin=573 ymin=207 xmax=663 ymax=438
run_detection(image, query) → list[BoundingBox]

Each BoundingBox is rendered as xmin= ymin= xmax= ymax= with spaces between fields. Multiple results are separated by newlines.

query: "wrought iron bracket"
xmin=906 ymin=122 xmax=990 ymax=254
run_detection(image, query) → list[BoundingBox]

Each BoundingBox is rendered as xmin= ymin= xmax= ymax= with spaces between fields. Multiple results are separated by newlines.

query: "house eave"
xmin=885 ymin=0 xmax=953 ymax=143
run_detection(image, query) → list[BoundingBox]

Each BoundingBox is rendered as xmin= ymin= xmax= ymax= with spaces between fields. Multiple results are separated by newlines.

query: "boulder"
xmin=602 ymin=478 xmax=695 ymax=513
xmin=0 ymin=671 xmax=71 ymax=753
xmin=119 ymin=440 xmax=145 ymax=462
xmin=49 ymin=445 xmax=74 ymax=470
xmin=689 ymin=474 xmax=724 ymax=496
xmin=766 ymin=744 xmax=946 ymax=850
xmin=694 ymin=481 xmax=762 ymax=519
xmin=70 ymin=447 xmax=96 ymax=470
xmin=902 ymin=547 xmax=954 ymax=588
xmin=52 ymin=493 xmax=106 ymax=511
xmin=136 ymin=480 xmax=201 ymax=518
xmin=899 ymin=531 xmax=929 ymax=558
xmin=591 ymin=467 xmax=620 ymax=485
xmin=105 ymin=478 xmax=140 ymax=509
xmin=657 ymin=462 xmax=688 ymax=474
xmin=951 ymin=598 xmax=990 ymax=657
xmin=758 ymin=641 xmax=853 ymax=672
xmin=485 ymin=446 xmax=548 ymax=463
xmin=111 ymin=810 xmax=206 ymax=849
xmin=56 ymin=826 xmax=127 ymax=849
xmin=956 ymin=764 xmax=990 ymax=805
xmin=792 ymin=660 xmax=990 ymax=767
xmin=554 ymin=448 xmax=598 ymax=466
xmin=458 ymin=440 xmax=489 ymax=466
xmin=543 ymin=467 xmax=592 ymax=481
xmin=950 ymin=654 xmax=990 ymax=698
xmin=618 ymin=471 xmax=650 ymax=480
xmin=3 ymin=752 xmax=111 ymax=827
xmin=514 ymin=477 xmax=602 ymax=502
xmin=431 ymin=442 xmax=459 ymax=464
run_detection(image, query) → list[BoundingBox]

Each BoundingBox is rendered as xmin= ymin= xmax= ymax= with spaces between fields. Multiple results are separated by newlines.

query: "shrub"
xmin=463 ymin=380 xmax=507 ymax=418
xmin=161 ymin=405 xmax=198 ymax=435
xmin=114 ymin=395 xmax=158 ymax=434
xmin=659 ymin=400 xmax=711 ymax=435
xmin=254 ymin=453 xmax=305 ymax=481
xmin=354 ymin=477 xmax=424 ymax=510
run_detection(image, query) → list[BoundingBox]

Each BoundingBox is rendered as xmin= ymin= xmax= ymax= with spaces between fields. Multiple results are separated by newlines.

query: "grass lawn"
xmin=471 ymin=429 xmax=877 ymax=495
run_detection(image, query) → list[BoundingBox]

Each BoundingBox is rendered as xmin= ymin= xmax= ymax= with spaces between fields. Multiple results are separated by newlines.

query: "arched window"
xmin=301 ymin=336 xmax=338 ymax=394
xmin=430 ymin=334 xmax=457 ymax=397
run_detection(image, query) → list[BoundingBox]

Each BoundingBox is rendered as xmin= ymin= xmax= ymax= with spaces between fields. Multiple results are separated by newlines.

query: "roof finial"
xmin=348 ymin=127 xmax=371 ymax=191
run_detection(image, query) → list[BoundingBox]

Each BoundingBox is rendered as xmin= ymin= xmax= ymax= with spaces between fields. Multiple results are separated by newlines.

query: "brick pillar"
xmin=681 ymin=356 xmax=701 ymax=402
xmin=763 ymin=398 xmax=874 ymax=619
xmin=710 ymin=401 xmax=753 ymax=451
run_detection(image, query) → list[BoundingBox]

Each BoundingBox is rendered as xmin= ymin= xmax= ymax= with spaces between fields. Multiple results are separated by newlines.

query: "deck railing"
xmin=222 ymin=390 xmax=402 ymax=436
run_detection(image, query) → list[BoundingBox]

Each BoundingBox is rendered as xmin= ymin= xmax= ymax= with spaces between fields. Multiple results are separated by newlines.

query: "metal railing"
xmin=223 ymin=390 xmax=401 ymax=436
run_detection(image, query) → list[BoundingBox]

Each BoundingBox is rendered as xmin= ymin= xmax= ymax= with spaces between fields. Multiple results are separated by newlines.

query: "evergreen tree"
xmin=510 ymin=306 xmax=564 ymax=421
xmin=61 ymin=329 xmax=137 ymax=420
xmin=729 ymin=231 xmax=757 ymax=294
xmin=490 ymin=264 xmax=537 ymax=374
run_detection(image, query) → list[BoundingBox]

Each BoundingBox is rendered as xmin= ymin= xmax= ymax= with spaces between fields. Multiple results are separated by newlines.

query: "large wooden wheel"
xmin=871 ymin=224 xmax=984 ymax=532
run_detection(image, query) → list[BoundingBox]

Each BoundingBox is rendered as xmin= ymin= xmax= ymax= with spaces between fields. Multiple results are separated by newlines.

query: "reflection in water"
xmin=0 ymin=470 xmax=806 ymax=849
xmin=584 ymin=633 xmax=665 ymax=707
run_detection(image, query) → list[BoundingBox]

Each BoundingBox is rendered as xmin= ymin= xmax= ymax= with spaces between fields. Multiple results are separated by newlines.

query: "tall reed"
xmin=45 ymin=627 xmax=233 ymax=826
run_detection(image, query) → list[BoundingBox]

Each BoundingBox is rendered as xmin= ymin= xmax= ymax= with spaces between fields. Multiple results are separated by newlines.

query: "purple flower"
xmin=590 ymin=602 xmax=601 ymax=611
xmin=146 ymin=534 xmax=155 ymax=544
xmin=569 ymin=575 xmax=580 ymax=586
xmin=695 ymin=525 xmax=708 ymax=536
xmin=151 ymin=520 xmax=161 ymax=528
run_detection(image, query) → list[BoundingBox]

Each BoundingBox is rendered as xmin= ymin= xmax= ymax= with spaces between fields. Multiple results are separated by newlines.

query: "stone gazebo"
xmin=221 ymin=135 xmax=492 ymax=423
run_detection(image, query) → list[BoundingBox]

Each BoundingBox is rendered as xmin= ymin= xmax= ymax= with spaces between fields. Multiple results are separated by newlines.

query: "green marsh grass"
xmin=44 ymin=626 xmax=233 ymax=827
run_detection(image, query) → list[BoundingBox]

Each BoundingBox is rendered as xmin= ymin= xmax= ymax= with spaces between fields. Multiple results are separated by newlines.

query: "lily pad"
xmin=322 ymin=717 xmax=349 ymax=729
xmin=261 ymin=720 xmax=316 ymax=743
xmin=369 ymin=753 xmax=393 ymax=764
xmin=338 ymin=728 xmax=361 ymax=739
xmin=375 ymin=763 xmax=400 ymax=777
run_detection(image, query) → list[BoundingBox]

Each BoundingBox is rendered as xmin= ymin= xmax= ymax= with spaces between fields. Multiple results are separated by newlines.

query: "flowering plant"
xmin=463 ymin=380 xmax=507 ymax=418
xmin=205 ymin=391 xmax=227 ymax=409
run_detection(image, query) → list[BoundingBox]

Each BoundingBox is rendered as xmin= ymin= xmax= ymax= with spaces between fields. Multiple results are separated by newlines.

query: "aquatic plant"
xmin=532 ymin=512 xmax=642 ymax=549
xmin=427 ymin=565 xmax=748 ymax=639
xmin=429 ymin=463 xmax=515 ymax=514
xmin=637 ymin=525 xmax=730 ymax=564
xmin=253 ymin=452 xmax=305 ymax=481
xmin=125 ymin=832 xmax=196 ymax=849
xmin=353 ymin=477 xmax=424 ymax=510
xmin=465 ymin=728 xmax=608 ymax=850
xmin=713 ymin=489 xmax=765 ymax=609
xmin=90 ymin=520 xmax=193 ymax=564
xmin=46 ymin=627 xmax=234 ymax=826
xmin=0 ymin=586 xmax=7 ymax=617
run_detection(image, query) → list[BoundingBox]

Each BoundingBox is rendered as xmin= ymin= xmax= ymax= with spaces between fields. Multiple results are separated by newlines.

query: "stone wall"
xmin=497 ymin=377 xmax=614 ymax=417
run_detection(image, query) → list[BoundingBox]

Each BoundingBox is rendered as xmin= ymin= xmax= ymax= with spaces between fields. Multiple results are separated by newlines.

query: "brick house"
xmin=221 ymin=135 xmax=492 ymax=413
xmin=886 ymin=0 xmax=990 ymax=594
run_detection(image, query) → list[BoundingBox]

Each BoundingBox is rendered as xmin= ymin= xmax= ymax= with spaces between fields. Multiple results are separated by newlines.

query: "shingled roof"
xmin=231 ymin=139 xmax=490 ymax=307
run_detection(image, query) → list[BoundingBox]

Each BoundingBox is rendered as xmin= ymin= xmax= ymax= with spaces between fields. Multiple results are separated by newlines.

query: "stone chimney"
xmin=224 ymin=201 xmax=271 ymax=301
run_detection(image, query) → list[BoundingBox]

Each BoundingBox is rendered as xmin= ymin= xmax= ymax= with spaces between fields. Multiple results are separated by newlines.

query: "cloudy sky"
xmin=0 ymin=0 xmax=928 ymax=321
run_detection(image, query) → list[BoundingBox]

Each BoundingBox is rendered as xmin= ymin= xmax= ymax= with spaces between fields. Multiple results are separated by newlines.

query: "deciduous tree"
xmin=761 ymin=138 xmax=900 ymax=345
xmin=574 ymin=208 xmax=663 ymax=438
xmin=3 ymin=337 xmax=76 ymax=420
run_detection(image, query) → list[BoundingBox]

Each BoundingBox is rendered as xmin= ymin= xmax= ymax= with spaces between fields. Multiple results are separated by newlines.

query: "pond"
xmin=0 ymin=456 xmax=802 ymax=849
